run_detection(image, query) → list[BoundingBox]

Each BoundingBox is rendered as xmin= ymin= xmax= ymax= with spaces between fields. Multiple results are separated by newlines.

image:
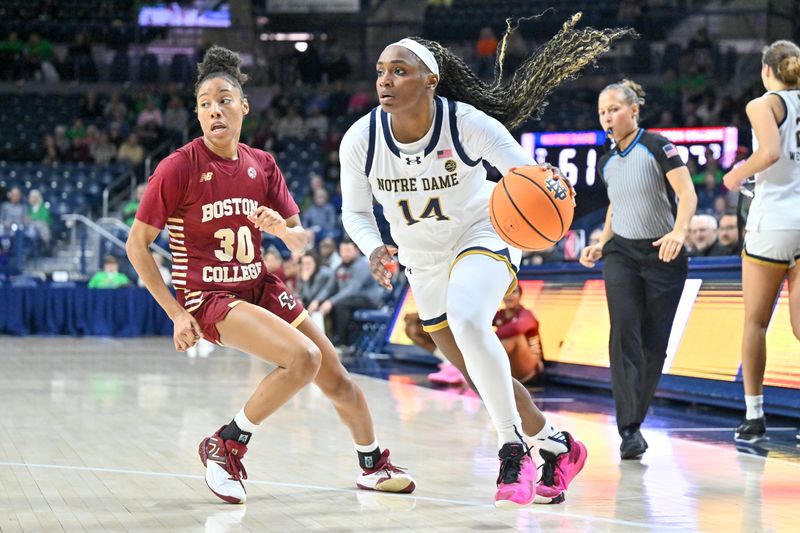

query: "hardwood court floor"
xmin=0 ymin=337 xmax=798 ymax=532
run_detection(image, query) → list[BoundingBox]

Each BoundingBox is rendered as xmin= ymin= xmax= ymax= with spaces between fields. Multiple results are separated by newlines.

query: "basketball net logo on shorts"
xmin=278 ymin=291 xmax=296 ymax=310
xmin=544 ymin=177 xmax=568 ymax=201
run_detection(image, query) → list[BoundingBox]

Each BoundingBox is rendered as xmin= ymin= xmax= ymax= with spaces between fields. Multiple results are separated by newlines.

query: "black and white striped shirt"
xmin=598 ymin=129 xmax=686 ymax=240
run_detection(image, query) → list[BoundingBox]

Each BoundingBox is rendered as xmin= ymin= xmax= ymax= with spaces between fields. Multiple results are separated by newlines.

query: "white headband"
xmin=391 ymin=38 xmax=439 ymax=78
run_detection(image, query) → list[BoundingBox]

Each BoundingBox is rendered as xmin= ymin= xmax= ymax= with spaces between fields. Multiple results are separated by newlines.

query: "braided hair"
xmin=410 ymin=13 xmax=635 ymax=130
xmin=195 ymin=45 xmax=249 ymax=97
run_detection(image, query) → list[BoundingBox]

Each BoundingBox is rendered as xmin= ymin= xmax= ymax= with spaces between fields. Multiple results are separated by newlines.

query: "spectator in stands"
xmin=91 ymin=132 xmax=117 ymax=165
xmin=712 ymin=195 xmax=728 ymax=220
xmin=23 ymin=32 xmax=58 ymax=82
xmin=321 ymin=43 xmax=352 ymax=82
xmin=0 ymin=32 xmax=23 ymax=81
xmin=137 ymin=98 xmax=164 ymax=130
xmin=717 ymin=211 xmax=739 ymax=255
xmin=107 ymin=121 xmax=125 ymax=149
xmin=328 ymin=80 xmax=351 ymax=116
xmin=305 ymin=105 xmax=329 ymax=139
xmin=298 ymin=251 xmax=333 ymax=331
xmin=696 ymin=89 xmax=721 ymax=125
xmin=1 ymin=187 xmax=26 ymax=231
xmin=475 ymin=27 xmax=498 ymax=79
xmin=302 ymin=188 xmax=338 ymax=237
xmin=494 ymin=285 xmax=545 ymax=384
xmin=65 ymin=32 xmax=97 ymax=82
xmin=80 ymin=91 xmax=103 ymax=121
xmin=687 ymin=27 xmax=714 ymax=74
xmin=275 ymin=105 xmax=304 ymax=141
xmin=67 ymin=136 xmax=92 ymax=163
xmin=88 ymin=255 xmax=131 ymax=289
xmin=588 ymin=227 xmax=603 ymax=246
xmin=696 ymin=170 xmax=722 ymax=212
xmin=117 ymin=133 xmax=145 ymax=167
xmin=655 ymin=110 xmax=676 ymax=128
xmin=53 ymin=125 xmax=70 ymax=158
xmin=688 ymin=214 xmax=727 ymax=256
xmin=521 ymin=245 xmax=563 ymax=266
xmin=41 ymin=134 xmax=59 ymax=164
xmin=308 ymin=239 xmax=383 ymax=347
xmin=347 ymin=82 xmax=374 ymax=115
xmin=104 ymin=91 xmax=128 ymax=120
xmin=263 ymin=247 xmax=287 ymax=282
xmin=318 ymin=235 xmax=342 ymax=270
xmin=164 ymin=96 xmax=189 ymax=135
xmin=283 ymin=253 xmax=301 ymax=296
xmin=67 ymin=118 xmax=88 ymax=143
xmin=122 ymin=184 xmax=146 ymax=226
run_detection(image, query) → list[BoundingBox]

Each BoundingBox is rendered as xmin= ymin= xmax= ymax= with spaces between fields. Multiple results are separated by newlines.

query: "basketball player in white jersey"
xmin=341 ymin=16 xmax=633 ymax=506
xmin=722 ymin=40 xmax=800 ymax=444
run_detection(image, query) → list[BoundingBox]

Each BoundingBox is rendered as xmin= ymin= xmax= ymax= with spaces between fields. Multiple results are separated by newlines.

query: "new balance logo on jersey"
xmin=200 ymin=172 xmax=213 ymax=182
xmin=278 ymin=291 xmax=296 ymax=310
xmin=405 ymin=156 xmax=422 ymax=166
xmin=545 ymin=177 xmax=568 ymax=201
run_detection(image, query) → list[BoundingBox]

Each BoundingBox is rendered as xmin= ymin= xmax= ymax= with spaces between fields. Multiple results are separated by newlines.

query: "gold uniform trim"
xmin=449 ymin=249 xmax=518 ymax=296
xmin=291 ymin=310 xmax=309 ymax=328
xmin=742 ymin=249 xmax=789 ymax=269
xmin=422 ymin=320 xmax=450 ymax=333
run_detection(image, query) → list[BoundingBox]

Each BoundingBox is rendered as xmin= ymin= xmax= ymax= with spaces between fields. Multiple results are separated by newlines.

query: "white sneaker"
xmin=198 ymin=427 xmax=248 ymax=504
xmin=356 ymin=449 xmax=415 ymax=494
xmin=197 ymin=339 xmax=216 ymax=358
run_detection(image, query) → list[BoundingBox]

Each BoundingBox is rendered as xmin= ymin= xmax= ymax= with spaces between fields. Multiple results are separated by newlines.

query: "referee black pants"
xmin=602 ymin=235 xmax=688 ymax=435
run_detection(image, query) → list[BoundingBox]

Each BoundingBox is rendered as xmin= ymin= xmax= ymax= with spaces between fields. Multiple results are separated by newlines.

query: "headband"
xmin=392 ymin=38 xmax=439 ymax=78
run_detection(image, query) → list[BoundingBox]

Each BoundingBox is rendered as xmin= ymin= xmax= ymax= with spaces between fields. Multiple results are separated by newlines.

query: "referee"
xmin=580 ymin=79 xmax=697 ymax=459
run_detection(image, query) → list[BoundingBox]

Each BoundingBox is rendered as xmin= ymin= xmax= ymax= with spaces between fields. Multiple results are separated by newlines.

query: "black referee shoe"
xmin=619 ymin=427 xmax=648 ymax=460
xmin=734 ymin=417 xmax=767 ymax=444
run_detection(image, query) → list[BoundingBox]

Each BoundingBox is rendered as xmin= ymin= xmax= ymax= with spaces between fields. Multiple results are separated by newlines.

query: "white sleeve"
xmin=339 ymin=119 xmax=385 ymax=258
xmin=458 ymin=105 xmax=534 ymax=176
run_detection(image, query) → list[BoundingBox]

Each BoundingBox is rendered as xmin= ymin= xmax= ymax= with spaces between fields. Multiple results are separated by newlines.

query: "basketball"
xmin=489 ymin=165 xmax=575 ymax=251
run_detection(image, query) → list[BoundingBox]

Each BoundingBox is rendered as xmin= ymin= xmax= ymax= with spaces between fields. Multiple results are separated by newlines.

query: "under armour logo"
xmin=545 ymin=177 xmax=568 ymax=200
xmin=405 ymin=156 xmax=422 ymax=165
xmin=278 ymin=291 xmax=296 ymax=310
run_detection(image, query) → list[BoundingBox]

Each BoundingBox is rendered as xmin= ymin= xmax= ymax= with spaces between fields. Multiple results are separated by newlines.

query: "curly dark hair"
xmin=194 ymin=45 xmax=249 ymax=97
xmin=410 ymin=13 xmax=636 ymax=130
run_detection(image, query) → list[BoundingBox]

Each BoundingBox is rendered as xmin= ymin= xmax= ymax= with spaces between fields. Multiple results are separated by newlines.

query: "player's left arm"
xmin=722 ymin=95 xmax=783 ymax=190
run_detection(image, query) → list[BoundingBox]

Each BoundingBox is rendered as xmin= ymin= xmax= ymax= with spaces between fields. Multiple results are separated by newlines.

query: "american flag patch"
xmin=662 ymin=143 xmax=679 ymax=158
xmin=436 ymin=148 xmax=453 ymax=159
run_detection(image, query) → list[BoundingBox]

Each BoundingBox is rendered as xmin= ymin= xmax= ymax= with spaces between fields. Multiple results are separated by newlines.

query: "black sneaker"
xmin=619 ymin=428 xmax=648 ymax=460
xmin=734 ymin=417 xmax=766 ymax=444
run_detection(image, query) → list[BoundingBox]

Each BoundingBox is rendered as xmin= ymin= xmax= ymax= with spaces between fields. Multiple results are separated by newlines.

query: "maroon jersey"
xmin=493 ymin=306 xmax=540 ymax=341
xmin=136 ymin=137 xmax=299 ymax=292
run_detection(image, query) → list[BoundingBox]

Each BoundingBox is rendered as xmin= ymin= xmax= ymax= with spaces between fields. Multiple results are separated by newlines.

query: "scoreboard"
xmin=518 ymin=127 xmax=740 ymax=218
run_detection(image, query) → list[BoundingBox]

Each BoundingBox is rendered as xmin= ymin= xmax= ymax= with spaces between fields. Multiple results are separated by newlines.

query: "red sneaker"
xmin=198 ymin=427 xmax=249 ymax=504
xmin=356 ymin=449 xmax=416 ymax=493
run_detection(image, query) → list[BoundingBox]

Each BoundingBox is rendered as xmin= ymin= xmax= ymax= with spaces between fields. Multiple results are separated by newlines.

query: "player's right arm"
xmin=339 ymin=117 xmax=396 ymax=289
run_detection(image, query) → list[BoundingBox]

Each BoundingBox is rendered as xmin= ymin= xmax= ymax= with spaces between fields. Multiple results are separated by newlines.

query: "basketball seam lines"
xmin=511 ymin=169 xmax=565 ymax=236
xmin=490 ymin=196 xmax=528 ymax=250
xmin=500 ymin=172 xmax=559 ymax=245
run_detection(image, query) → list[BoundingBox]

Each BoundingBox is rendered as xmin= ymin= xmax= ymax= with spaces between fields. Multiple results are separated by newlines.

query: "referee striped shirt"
xmin=598 ymin=129 xmax=686 ymax=240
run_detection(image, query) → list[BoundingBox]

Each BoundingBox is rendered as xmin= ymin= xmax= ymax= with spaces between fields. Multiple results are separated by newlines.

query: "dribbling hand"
xmin=248 ymin=206 xmax=287 ymax=238
xmin=579 ymin=243 xmax=603 ymax=268
xmin=369 ymin=244 xmax=398 ymax=290
xmin=172 ymin=309 xmax=203 ymax=352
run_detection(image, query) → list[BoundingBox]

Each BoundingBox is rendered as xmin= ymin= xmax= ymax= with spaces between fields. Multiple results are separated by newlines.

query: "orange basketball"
xmin=489 ymin=165 xmax=575 ymax=251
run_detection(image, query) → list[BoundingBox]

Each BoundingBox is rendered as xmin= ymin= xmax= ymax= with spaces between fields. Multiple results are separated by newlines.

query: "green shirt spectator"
xmin=123 ymin=183 xmax=146 ymax=226
xmin=88 ymin=255 xmax=132 ymax=288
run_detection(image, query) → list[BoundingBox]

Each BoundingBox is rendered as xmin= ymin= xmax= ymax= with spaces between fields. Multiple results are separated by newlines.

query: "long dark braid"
xmin=411 ymin=13 xmax=636 ymax=130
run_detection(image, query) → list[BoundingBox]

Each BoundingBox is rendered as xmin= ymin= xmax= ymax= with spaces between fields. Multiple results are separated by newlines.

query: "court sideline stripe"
xmin=0 ymin=460 xmax=685 ymax=530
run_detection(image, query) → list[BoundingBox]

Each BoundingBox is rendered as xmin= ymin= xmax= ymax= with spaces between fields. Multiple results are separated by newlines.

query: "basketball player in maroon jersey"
xmin=126 ymin=46 xmax=414 ymax=504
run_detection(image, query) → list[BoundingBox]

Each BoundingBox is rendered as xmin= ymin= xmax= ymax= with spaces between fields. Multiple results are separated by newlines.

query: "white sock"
xmin=235 ymin=407 xmax=260 ymax=433
xmin=354 ymin=439 xmax=380 ymax=453
xmin=745 ymin=395 xmax=764 ymax=420
xmin=526 ymin=418 xmax=569 ymax=456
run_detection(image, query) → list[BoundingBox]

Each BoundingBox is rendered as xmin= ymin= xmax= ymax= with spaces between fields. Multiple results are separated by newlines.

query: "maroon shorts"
xmin=177 ymin=270 xmax=307 ymax=345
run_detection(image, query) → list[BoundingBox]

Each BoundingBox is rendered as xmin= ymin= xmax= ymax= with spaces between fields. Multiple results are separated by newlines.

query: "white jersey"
xmin=340 ymin=96 xmax=532 ymax=266
xmin=747 ymin=89 xmax=800 ymax=231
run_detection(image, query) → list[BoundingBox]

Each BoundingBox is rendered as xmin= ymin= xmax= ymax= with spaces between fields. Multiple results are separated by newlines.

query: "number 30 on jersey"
xmin=398 ymin=198 xmax=449 ymax=225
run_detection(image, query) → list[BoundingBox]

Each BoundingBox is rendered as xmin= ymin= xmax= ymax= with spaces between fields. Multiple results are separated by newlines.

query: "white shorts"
xmin=403 ymin=221 xmax=522 ymax=332
xmin=743 ymin=228 xmax=800 ymax=268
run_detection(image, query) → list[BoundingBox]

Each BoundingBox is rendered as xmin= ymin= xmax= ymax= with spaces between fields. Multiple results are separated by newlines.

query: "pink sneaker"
xmin=494 ymin=442 xmax=536 ymax=508
xmin=428 ymin=362 xmax=467 ymax=385
xmin=534 ymin=432 xmax=587 ymax=504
